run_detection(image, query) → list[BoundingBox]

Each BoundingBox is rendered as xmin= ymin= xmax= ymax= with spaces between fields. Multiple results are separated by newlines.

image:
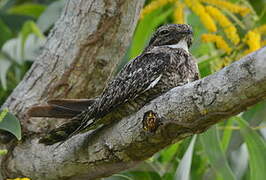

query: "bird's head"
xmin=148 ymin=24 xmax=193 ymax=50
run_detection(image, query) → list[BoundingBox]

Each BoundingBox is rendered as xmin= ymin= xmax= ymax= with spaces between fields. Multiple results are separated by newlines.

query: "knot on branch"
xmin=142 ymin=110 xmax=161 ymax=132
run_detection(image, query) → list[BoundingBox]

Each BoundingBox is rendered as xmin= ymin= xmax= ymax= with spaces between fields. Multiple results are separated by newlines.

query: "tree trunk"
xmin=1 ymin=0 xmax=266 ymax=179
xmin=0 ymin=0 xmax=145 ymax=179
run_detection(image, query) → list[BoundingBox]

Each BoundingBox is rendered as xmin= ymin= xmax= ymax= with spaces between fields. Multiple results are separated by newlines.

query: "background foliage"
xmin=0 ymin=0 xmax=265 ymax=180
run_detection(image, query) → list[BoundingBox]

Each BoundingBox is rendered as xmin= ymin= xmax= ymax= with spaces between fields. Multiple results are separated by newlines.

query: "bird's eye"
xmin=160 ymin=30 xmax=169 ymax=35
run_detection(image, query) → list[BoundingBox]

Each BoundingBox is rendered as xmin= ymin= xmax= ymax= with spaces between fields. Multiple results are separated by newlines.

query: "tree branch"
xmin=3 ymin=45 xmax=266 ymax=179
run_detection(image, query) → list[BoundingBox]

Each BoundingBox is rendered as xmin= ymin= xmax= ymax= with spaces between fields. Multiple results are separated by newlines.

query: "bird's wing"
xmin=53 ymin=50 xmax=173 ymax=143
xmin=97 ymin=50 xmax=172 ymax=111
xmin=189 ymin=55 xmax=200 ymax=81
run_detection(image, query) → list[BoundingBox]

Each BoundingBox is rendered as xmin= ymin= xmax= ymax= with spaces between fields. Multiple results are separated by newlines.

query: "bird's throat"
xmin=166 ymin=39 xmax=189 ymax=52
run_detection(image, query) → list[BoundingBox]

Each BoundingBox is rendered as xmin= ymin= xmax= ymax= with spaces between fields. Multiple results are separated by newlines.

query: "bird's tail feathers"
xmin=27 ymin=98 xmax=97 ymax=145
xmin=39 ymin=115 xmax=96 ymax=145
xmin=27 ymin=98 xmax=95 ymax=118
xmin=39 ymin=117 xmax=83 ymax=145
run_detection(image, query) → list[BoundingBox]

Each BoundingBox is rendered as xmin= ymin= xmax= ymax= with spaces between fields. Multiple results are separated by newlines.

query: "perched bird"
xmin=28 ymin=24 xmax=200 ymax=145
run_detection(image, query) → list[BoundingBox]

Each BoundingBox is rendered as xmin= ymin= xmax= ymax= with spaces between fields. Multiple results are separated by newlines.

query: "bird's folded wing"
xmin=97 ymin=50 xmax=172 ymax=110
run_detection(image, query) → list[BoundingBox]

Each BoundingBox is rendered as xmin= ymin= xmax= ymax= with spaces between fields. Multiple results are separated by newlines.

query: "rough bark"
xmin=0 ymin=0 xmax=144 ymax=179
xmin=1 ymin=0 xmax=266 ymax=179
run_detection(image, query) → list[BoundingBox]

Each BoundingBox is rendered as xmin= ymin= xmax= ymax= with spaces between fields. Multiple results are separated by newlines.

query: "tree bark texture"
xmin=0 ymin=0 xmax=145 ymax=179
xmin=1 ymin=0 xmax=266 ymax=179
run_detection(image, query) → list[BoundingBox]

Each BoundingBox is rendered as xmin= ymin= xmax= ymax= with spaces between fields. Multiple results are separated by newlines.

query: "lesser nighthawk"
xmin=28 ymin=24 xmax=200 ymax=145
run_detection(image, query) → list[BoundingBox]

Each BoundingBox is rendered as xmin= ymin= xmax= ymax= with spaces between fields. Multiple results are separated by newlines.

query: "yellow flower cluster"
xmin=202 ymin=34 xmax=231 ymax=54
xmin=254 ymin=24 xmax=266 ymax=35
xmin=200 ymin=0 xmax=250 ymax=16
xmin=140 ymin=0 xmax=175 ymax=19
xmin=185 ymin=0 xmax=217 ymax=32
xmin=244 ymin=31 xmax=261 ymax=54
xmin=261 ymin=40 xmax=266 ymax=46
xmin=6 ymin=178 xmax=30 ymax=180
xmin=206 ymin=6 xmax=239 ymax=45
xmin=174 ymin=1 xmax=185 ymax=24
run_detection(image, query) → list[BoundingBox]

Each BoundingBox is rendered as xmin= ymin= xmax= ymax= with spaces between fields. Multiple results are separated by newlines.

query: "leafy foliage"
xmin=0 ymin=108 xmax=21 ymax=157
xmin=175 ymin=136 xmax=197 ymax=180
xmin=200 ymin=127 xmax=236 ymax=180
xmin=238 ymin=117 xmax=266 ymax=180
xmin=0 ymin=0 xmax=64 ymax=105
xmin=0 ymin=108 xmax=21 ymax=140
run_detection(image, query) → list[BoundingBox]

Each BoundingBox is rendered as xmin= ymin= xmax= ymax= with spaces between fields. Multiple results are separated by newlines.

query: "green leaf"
xmin=106 ymin=174 xmax=134 ymax=180
xmin=198 ymin=56 xmax=214 ymax=77
xmin=0 ymin=19 xmax=12 ymax=48
xmin=1 ymin=22 xmax=45 ymax=64
xmin=175 ymin=135 xmax=197 ymax=180
xmin=230 ymin=143 xmax=248 ymax=180
xmin=0 ymin=149 xmax=8 ymax=156
xmin=37 ymin=0 xmax=65 ymax=32
xmin=201 ymin=126 xmax=236 ymax=180
xmin=242 ymin=101 xmax=266 ymax=124
xmin=221 ymin=117 xmax=235 ymax=151
xmin=21 ymin=21 xmax=45 ymax=42
xmin=0 ymin=108 xmax=21 ymax=140
xmin=8 ymin=3 xmax=46 ymax=19
xmin=2 ymin=37 xmax=23 ymax=64
xmin=108 ymin=171 xmax=160 ymax=180
xmin=0 ymin=13 xmax=34 ymax=33
xmin=0 ymin=52 xmax=12 ymax=89
xmin=237 ymin=117 xmax=266 ymax=180
xmin=0 ymin=0 xmax=16 ymax=11
xmin=20 ymin=21 xmax=45 ymax=59
xmin=160 ymin=143 xmax=179 ymax=163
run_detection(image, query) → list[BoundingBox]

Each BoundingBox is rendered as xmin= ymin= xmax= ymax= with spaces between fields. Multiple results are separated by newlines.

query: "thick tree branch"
xmin=3 ymin=46 xmax=266 ymax=179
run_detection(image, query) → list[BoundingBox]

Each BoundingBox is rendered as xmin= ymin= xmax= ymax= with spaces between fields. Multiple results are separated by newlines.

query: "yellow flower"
xmin=185 ymin=0 xmax=217 ymax=32
xmin=261 ymin=40 xmax=266 ymax=46
xmin=244 ymin=30 xmax=261 ymax=54
xmin=6 ymin=178 xmax=30 ymax=180
xmin=140 ymin=0 xmax=175 ymax=19
xmin=200 ymin=0 xmax=250 ymax=16
xmin=174 ymin=1 xmax=185 ymax=24
xmin=206 ymin=6 xmax=239 ymax=45
xmin=254 ymin=24 xmax=266 ymax=35
xmin=201 ymin=34 xmax=232 ymax=54
xmin=212 ymin=57 xmax=232 ymax=71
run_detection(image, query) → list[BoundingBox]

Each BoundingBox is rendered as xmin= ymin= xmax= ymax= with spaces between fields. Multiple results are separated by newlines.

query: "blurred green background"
xmin=0 ymin=0 xmax=266 ymax=180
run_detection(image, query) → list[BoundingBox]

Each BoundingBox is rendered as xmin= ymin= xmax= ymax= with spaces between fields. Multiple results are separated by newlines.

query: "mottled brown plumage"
xmin=28 ymin=24 xmax=200 ymax=145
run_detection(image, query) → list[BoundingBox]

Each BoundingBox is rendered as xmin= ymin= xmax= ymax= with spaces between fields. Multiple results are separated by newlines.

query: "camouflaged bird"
xmin=28 ymin=24 xmax=200 ymax=145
